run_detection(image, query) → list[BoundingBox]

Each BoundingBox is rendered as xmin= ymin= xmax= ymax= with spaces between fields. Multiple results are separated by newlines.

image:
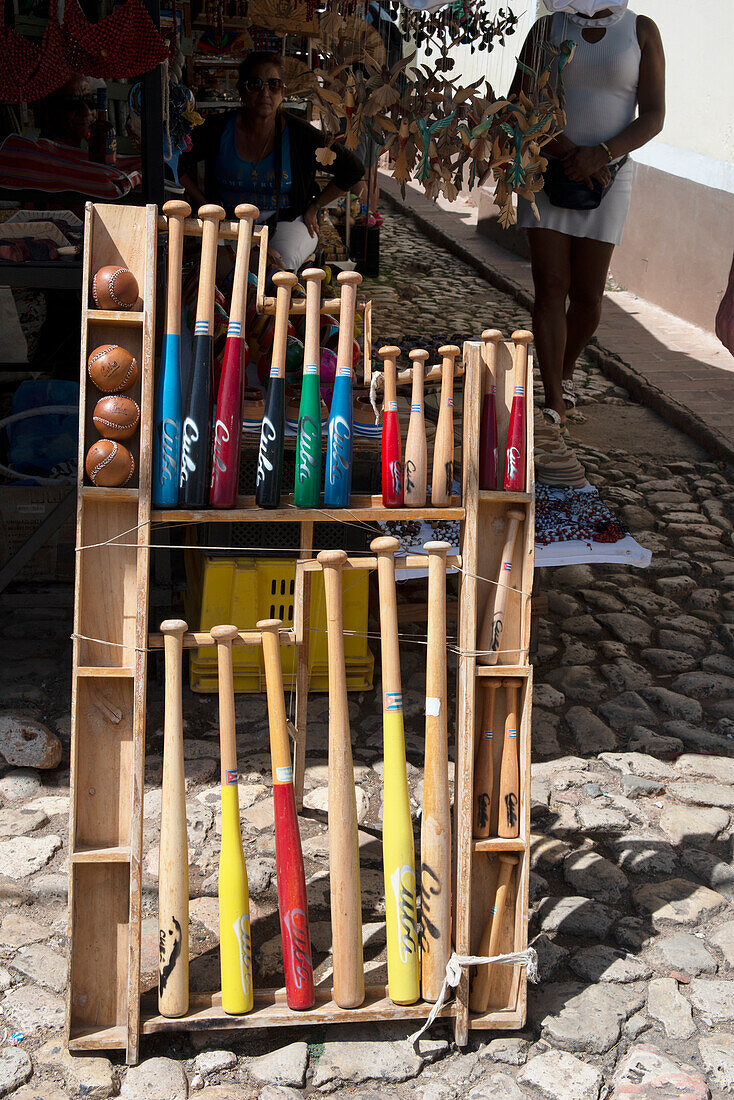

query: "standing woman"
xmin=512 ymin=1 xmax=665 ymax=429
xmin=180 ymin=52 xmax=364 ymax=272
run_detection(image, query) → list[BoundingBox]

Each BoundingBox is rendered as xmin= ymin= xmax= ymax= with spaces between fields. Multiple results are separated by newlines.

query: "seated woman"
xmin=179 ymin=52 xmax=364 ymax=272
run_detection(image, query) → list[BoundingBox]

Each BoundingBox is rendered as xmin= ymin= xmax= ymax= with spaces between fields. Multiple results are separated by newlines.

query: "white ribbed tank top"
xmin=550 ymin=9 xmax=641 ymax=149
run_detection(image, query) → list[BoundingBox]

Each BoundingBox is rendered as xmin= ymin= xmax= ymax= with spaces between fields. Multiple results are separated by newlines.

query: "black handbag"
xmin=544 ymin=153 xmax=628 ymax=210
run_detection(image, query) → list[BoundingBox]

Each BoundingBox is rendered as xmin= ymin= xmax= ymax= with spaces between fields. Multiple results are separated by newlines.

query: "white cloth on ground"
xmin=268 ymin=215 xmax=318 ymax=272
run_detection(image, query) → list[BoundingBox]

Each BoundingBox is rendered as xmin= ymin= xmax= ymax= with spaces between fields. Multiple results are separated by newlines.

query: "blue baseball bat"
xmin=325 ymin=271 xmax=361 ymax=508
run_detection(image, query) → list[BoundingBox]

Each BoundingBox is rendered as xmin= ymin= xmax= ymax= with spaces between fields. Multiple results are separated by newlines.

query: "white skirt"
xmin=517 ymin=159 xmax=633 ymax=246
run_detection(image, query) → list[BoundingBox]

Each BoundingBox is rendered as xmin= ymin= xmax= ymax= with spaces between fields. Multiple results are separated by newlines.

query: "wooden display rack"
xmin=66 ymin=204 xmax=533 ymax=1063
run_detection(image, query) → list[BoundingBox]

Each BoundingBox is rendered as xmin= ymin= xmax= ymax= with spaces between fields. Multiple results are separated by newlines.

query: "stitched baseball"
xmin=92 ymin=265 xmax=139 ymax=310
xmin=85 ymin=440 xmax=135 ymax=487
xmin=92 ymin=395 xmax=140 ymax=441
xmin=88 ymin=344 xmax=138 ymax=392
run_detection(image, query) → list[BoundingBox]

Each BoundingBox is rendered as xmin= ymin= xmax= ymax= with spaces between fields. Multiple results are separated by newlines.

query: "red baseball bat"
xmin=380 ymin=344 xmax=403 ymax=507
xmin=503 ymin=330 xmax=532 ymax=493
xmin=258 ymin=618 xmax=315 ymax=1009
xmin=210 ymin=204 xmax=258 ymax=507
xmin=479 ymin=329 xmax=501 ymax=491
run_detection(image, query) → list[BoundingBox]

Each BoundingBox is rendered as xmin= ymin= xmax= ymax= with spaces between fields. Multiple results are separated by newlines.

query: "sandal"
xmin=562 ymin=379 xmax=577 ymax=409
xmin=539 ymin=406 xmax=568 ymax=433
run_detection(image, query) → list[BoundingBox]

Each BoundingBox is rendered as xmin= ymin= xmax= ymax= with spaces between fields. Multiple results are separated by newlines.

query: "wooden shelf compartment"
xmin=152 ymin=495 xmax=464 ymax=525
xmin=470 ymin=672 xmax=532 ymax=845
xmin=83 ymin=317 xmax=144 ymax=493
xmin=475 ymin=338 xmax=535 ymax=498
xmin=141 ymin=985 xmax=457 ymax=1035
xmin=72 ymin=676 xmax=135 ymax=852
xmin=76 ymin=497 xmax=140 ymax=667
xmin=474 ymin=496 xmax=534 ymax=670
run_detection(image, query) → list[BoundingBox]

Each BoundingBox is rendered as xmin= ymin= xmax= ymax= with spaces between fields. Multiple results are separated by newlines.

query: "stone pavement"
xmin=379 ymin=173 xmax=734 ymax=465
xmin=0 ymin=212 xmax=734 ymax=1098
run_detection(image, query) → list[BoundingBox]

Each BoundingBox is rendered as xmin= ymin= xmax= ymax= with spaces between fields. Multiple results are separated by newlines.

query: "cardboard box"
xmin=0 ymin=485 xmax=76 ymax=582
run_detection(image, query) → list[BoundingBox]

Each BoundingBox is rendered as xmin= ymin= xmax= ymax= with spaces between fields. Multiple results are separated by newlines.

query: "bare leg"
xmin=563 ymin=236 xmax=615 ymax=381
xmin=527 ymin=227 xmax=572 ymax=425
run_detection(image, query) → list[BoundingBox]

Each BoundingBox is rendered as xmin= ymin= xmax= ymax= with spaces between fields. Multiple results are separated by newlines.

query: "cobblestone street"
xmin=1 ymin=210 xmax=734 ymax=1098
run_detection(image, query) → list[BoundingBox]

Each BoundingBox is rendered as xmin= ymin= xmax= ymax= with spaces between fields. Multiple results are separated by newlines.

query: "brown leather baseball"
xmin=87 ymin=344 xmax=138 ymax=392
xmin=92 ymin=395 xmax=140 ymax=441
xmin=92 ymin=265 xmax=139 ymax=310
xmin=85 ymin=439 xmax=135 ymax=487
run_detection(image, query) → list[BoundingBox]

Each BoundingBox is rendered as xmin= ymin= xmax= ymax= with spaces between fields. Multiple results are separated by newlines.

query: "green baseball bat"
xmin=295 ymin=268 xmax=325 ymax=507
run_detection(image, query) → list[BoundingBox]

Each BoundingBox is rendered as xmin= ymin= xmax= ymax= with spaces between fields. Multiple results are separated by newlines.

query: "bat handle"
xmin=211 ymin=624 xmax=239 ymax=779
xmin=470 ymin=853 xmax=518 ymax=1014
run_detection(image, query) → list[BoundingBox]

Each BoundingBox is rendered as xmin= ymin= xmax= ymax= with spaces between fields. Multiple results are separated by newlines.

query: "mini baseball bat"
xmin=420 ymin=541 xmax=452 ymax=1003
xmin=318 ymin=550 xmax=365 ymax=1009
xmin=256 ymin=271 xmax=297 ymax=509
xmin=370 ymin=535 xmax=420 ymax=1005
xmin=211 ymin=624 xmax=254 ymax=1015
xmin=295 ymin=268 xmax=326 ymax=508
xmin=153 ymin=200 xmax=190 ymax=508
xmin=469 ymin=853 xmax=518 ymax=1014
xmin=158 ymin=619 xmax=189 ymax=1017
xmin=404 ymin=349 xmax=428 ymax=507
xmin=472 ymin=680 xmax=501 ymax=839
xmin=477 ymin=508 xmax=524 ymax=666
xmin=258 ymin=618 xmax=315 ymax=1009
xmin=503 ymin=330 xmax=532 ymax=492
xmin=180 ymin=203 xmax=225 ymax=508
xmin=479 ymin=329 xmax=502 ymax=492
xmin=380 ymin=345 xmax=403 ymax=508
xmin=325 ymin=271 xmax=362 ymax=508
xmin=431 ymin=344 xmax=459 ymax=506
xmin=498 ymin=680 xmax=520 ymax=839
xmin=210 ymin=203 xmax=259 ymax=508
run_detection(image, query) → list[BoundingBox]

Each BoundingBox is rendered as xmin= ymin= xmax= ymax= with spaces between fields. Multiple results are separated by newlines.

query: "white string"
xmin=410 ymin=947 xmax=539 ymax=1047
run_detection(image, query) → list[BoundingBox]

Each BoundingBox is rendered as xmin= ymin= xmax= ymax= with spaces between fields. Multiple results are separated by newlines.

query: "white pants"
xmin=268 ymin=216 xmax=318 ymax=272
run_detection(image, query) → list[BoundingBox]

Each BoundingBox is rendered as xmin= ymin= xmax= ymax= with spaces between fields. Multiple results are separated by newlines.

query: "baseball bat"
xmin=404 ymin=349 xmax=428 ymax=507
xmin=469 ymin=854 xmax=518 ymax=1014
xmin=153 ymin=200 xmax=190 ymax=508
xmin=179 ymin=203 xmax=225 ymax=508
xmin=258 ymin=618 xmax=315 ymax=1009
xmin=256 ymin=271 xmax=297 ymax=508
xmin=503 ymin=330 xmax=532 ymax=493
xmin=210 ymin=203 xmax=259 ymax=508
xmin=324 ymin=271 xmax=362 ymax=508
xmin=318 ymin=549 xmax=365 ymax=1009
xmin=370 ymin=535 xmax=420 ymax=1005
xmin=420 ymin=541 xmax=452 ymax=1003
xmin=472 ymin=680 xmax=501 ymax=840
xmin=380 ymin=345 xmax=403 ymax=508
xmin=295 ymin=267 xmax=326 ymax=508
xmin=498 ymin=680 xmax=520 ymax=839
xmin=479 ymin=329 xmax=502 ymax=492
xmin=477 ymin=508 xmax=524 ymax=666
xmin=158 ymin=618 xmax=189 ymax=1017
xmin=431 ymin=345 xmax=459 ymax=506
xmin=211 ymin=624 xmax=254 ymax=1015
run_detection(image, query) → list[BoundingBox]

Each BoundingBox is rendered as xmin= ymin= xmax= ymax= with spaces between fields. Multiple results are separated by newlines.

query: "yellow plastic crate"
xmin=184 ymin=554 xmax=373 ymax=693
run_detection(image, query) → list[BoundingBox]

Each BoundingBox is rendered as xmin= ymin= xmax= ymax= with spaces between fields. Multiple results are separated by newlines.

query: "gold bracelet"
xmin=600 ymin=142 xmax=614 ymax=163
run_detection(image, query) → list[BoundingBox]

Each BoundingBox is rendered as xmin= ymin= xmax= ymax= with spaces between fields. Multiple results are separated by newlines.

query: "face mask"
xmin=549 ymin=0 xmax=628 ymax=16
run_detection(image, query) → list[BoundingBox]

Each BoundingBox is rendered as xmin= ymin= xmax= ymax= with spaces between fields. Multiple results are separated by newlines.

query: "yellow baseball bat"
xmin=212 ymin=624 xmax=253 ymax=1014
xmin=371 ymin=535 xmax=420 ymax=1005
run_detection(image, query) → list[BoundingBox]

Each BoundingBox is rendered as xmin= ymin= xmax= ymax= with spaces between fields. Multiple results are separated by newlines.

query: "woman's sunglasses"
xmin=244 ymin=77 xmax=284 ymax=93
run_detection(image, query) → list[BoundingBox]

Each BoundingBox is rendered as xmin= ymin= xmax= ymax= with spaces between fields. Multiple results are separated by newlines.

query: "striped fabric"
xmin=0 ymin=135 xmax=141 ymax=200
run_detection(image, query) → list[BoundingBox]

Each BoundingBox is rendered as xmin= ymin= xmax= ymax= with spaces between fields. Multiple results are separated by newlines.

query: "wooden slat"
xmin=476 ymin=665 xmax=530 ymax=679
xmin=152 ymin=495 xmax=464 ymax=524
xmin=76 ymin=667 xmax=135 ymax=678
xmin=299 ymin=554 xmax=462 ymax=573
xmin=68 ymin=1025 xmax=127 ymax=1051
xmin=141 ymin=985 xmax=457 ymax=1033
xmin=156 ymin=212 xmax=267 ymax=245
xmin=81 ymin=487 xmax=139 ymax=503
xmin=468 ymin=1008 xmax=526 ymax=1031
xmin=72 ymin=845 xmax=131 ymax=863
xmin=478 ymin=491 xmax=532 ymax=505
xmin=472 ymin=838 xmax=527 ymax=854
xmin=261 ymin=295 xmax=370 ymax=318
xmin=88 ymin=309 xmax=144 ymax=326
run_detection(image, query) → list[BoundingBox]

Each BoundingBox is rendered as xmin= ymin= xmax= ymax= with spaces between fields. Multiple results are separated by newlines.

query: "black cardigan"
xmin=178 ymin=110 xmax=365 ymax=224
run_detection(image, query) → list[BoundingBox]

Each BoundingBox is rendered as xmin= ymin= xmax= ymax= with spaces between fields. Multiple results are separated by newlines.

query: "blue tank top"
xmin=215 ymin=117 xmax=292 ymax=218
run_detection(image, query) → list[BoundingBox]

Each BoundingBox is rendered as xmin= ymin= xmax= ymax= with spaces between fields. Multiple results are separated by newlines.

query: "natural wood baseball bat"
xmin=472 ymin=679 xmax=501 ymax=839
xmin=420 ymin=540 xmax=452 ymax=1003
xmin=404 ymin=349 xmax=428 ymax=507
xmin=477 ymin=508 xmax=524 ymax=666
xmin=371 ymin=535 xmax=420 ymax=1005
xmin=504 ymin=330 xmax=532 ymax=493
xmin=258 ymin=618 xmax=315 ymax=1009
xmin=318 ymin=549 xmax=365 ymax=1009
xmin=379 ymin=344 xmax=403 ymax=508
xmin=498 ymin=679 xmax=521 ymax=839
xmin=469 ymin=853 xmax=518 ymax=1014
xmin=431 ymin=344 xmax=459 ymax=506
xmin=158 ymin=618 xmax=189 ymax=1017
xmin=211 ymin=624 xmax=253 ymax=1014
xmin=479 ymin=329 xmax=502 ymax=491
